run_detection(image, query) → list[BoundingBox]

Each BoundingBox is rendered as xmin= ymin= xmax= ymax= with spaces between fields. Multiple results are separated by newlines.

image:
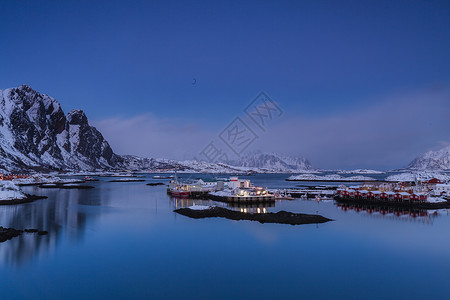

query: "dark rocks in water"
xmin=146 ymin=182 xmax=165 ymax=186
xmin=0 ymin=226 xmax=48 ymax=242
xmin=0 ymin=194 xmax=47 ymax=206
xmin=0 ymin=227 xmax=23 ymax=242
xmin=174 ymin=207 xmax=333 ymax=225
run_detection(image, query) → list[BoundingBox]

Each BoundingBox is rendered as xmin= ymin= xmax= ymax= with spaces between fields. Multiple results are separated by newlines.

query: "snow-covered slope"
xmin=337 ymin=169 xmax=385 ymax=174
xmin=0 ymin=85 xmax=122 ymax=171
xmin=386 ymin=172 xmax=450 ymax=182
xmin=286 ymin=174 xmax=376 ymax=181
xmin=120 ymin=156 xmax=308 ymax=174
xmin=228 ymin=151 xmax=312 ymax=172
xmin=407 ymin=146 xmax=450 ymax=170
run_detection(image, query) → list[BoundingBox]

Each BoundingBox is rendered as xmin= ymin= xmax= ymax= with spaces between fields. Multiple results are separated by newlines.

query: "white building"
xmin=227 ymin=177 xmax=250 ymax=190
xmin=434 ymin=184 xmax=450 ymax=195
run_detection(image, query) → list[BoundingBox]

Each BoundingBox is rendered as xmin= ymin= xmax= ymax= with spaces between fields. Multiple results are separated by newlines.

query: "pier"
xmin=208 ymin=193 xmax=275 ymax=203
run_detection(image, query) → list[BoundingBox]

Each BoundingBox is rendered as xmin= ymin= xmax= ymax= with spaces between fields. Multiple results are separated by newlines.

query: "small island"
xmin=175 ymin=206 xmax=332 ymax=225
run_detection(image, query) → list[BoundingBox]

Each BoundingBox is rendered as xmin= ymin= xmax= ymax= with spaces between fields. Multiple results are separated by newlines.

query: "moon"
xmin=192 ymin=78 xmax=196 ymax=85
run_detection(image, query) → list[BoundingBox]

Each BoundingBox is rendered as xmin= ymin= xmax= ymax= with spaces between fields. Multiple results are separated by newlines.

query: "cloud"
xmin=92 ymin=87 xmax=450 ymax=170
xmin=250 ymin=87 xmax=450 ymax=169
xmin=91 ymin=113 xmax=215 ymax=160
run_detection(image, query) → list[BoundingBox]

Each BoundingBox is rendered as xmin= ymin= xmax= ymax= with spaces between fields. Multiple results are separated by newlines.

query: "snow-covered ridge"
xmin=119 ymin=153 xmax=315 ymax=174
xmin=337 ymin=169 xmax=385 ymax=174
xmin=386 ymin=172 xmax=450 ymax=182
xmin=0 ymin=85 xmax=121 ymax=171
xmin=287 ymin=174 xmax=377 ymax=182
xmin=227 ymin=151 xmax=312 ymax=172
xmin=407 ymin=146 xmax=450 ymax=170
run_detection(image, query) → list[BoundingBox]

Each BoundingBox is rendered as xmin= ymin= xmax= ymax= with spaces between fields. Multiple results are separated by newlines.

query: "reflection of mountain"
xmin=0 ymin=186 xmax=109 ymax=266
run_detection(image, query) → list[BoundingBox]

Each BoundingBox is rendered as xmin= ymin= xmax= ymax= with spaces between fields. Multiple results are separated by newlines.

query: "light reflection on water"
xmin=170 ymin=196 xmax=275 ymax=213
xmin=0 ymin=173 xmax=449 ymax=300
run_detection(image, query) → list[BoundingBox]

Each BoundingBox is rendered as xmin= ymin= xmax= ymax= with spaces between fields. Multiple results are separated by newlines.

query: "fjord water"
xmin=0 ymin=174 xmax=449 ymax=299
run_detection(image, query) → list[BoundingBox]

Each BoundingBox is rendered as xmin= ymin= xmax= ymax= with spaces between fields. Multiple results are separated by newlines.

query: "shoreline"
xmin=335 ymin=196 xmax=450 ymax=209
xmin=0 ymin=194 xmax=48 ymax=206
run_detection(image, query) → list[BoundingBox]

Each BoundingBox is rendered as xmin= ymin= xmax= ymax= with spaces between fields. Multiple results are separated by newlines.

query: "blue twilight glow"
xmin=1 ymin=0 xmax=449 ymax=168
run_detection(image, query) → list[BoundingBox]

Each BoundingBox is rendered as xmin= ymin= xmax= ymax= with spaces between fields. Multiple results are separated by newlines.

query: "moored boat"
xmin=168 ymin=189 xmax=190 ymax=197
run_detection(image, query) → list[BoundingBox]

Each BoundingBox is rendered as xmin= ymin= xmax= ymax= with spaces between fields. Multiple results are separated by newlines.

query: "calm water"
xmin=1 ymin=173 xmax=449 ymax=299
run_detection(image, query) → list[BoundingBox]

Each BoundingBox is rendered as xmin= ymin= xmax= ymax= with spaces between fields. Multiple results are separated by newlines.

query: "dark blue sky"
xmin=1 ymin=0 xmax=449 ymax=168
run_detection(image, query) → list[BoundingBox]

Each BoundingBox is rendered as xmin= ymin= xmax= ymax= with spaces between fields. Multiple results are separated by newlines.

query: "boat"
xmin=274 ymin=189 xmax=294 ymax=200
xmin=168 ymin=189 xmax=190 ymax=197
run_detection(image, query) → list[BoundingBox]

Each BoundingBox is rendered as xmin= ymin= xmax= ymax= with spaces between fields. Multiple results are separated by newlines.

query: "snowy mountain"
xmin=0 ymin=85 xmax=314 ymax=173
xmin=119 ymin=155 xmax=184 ymax=171
xmin=228 ymin=151 xmax=312 ymax=172
xmin=119 ymin=156 xmax=309 ymax=174
xmin=0 ymin=85 xmax=122 ymax=171
xmin=407 ymin=146 xmax=450 ymax=170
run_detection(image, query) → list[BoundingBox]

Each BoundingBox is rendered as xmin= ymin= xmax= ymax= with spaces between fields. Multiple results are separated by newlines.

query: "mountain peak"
xmin=67 ymin=109 xmax=88 ymax=126
xmin=230 ymin=151 xmax=312 ymax=171
xmin=407 ymin=145 xmax=450 ymax=170
xmin=0 ymin=86 xmax=121 ymax=171
xmin=18 ymin=84 xmax=32 ymax=89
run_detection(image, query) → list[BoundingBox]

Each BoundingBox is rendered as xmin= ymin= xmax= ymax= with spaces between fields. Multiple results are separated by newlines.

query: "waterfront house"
xmin=359 ymin=190 xmax=368 ymax=198
xmin=385 ymin=191 xmax=395 ymax=200
xmin=372 ymin=191 xmax=382 ymax=199
xmin=398 ymin=192 xmax=411 ymax=201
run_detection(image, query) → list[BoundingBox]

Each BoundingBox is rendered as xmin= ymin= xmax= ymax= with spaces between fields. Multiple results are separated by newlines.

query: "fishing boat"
xmin=169 ymin=189 xmax=190 ymax=197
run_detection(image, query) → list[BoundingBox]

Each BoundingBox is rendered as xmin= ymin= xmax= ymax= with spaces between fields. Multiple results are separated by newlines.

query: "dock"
xmin=208 ymin=193 xmax=275 ymax=203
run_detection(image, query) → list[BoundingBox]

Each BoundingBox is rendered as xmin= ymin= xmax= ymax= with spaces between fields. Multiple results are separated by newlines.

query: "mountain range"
xmin=0 ymin=85 xmax=313 ymax=173
xmin=2 ymin=85 xmax=448 ymax=173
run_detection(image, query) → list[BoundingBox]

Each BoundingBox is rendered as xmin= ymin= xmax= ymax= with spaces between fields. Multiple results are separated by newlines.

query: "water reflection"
xmin=0 ymin=185 xmax=110 ymax=266
xmin=169 ymin=196 xmax=275 ymax=213
xmin=337 ymin=203 xmax=449 ymax=224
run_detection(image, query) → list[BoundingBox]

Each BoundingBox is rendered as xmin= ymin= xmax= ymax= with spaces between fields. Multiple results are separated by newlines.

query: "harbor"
xmin=167 ymin=175 xmax=276 ymax=203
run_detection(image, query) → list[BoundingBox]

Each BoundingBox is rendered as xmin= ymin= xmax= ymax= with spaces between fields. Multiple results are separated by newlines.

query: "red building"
xmin=425 ymin=178 xmax=441 ymax=184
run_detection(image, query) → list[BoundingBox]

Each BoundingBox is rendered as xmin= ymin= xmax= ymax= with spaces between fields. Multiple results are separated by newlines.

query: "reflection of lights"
xmin=257 ymin=208 xmax=261 ymax=213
